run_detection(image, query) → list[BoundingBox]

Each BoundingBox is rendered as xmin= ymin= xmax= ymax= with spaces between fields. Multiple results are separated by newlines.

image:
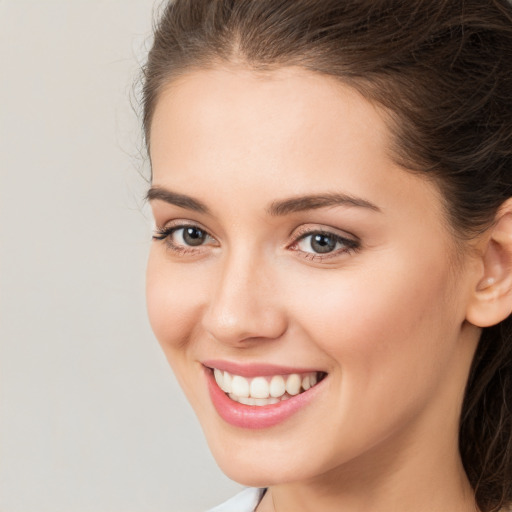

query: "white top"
xmin=207 ymin=488 xmax=266 ymax=512
xmin=206 ymin=487 xmax=512 ymax=512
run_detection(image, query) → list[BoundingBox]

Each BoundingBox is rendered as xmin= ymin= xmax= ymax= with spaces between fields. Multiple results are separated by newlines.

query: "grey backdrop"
xmin=0 ymin=1 xmax=242 ymax=510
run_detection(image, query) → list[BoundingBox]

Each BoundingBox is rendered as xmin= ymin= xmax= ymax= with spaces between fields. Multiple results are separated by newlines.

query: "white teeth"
xmin=256 ymin=397 xmax=279 ymax=406
xmin=213 ymin=368 xmax=324 ymax=405
xmin=269 ymin=375 xmax=286 ymax=398
xmin=223 ymin=371 xmax=232 ymax=393
xmin=285 ymin=374 xmax=302 ymax=395
xmin=231 ymin=375 xmax=250 ymax=398
xmin=239 ymin=396 xmax=282 ymax=406
xmin=214 ymin=368 xmax=225 ymax=390
xmin=250 ymin=377 xmax=269 ymax=399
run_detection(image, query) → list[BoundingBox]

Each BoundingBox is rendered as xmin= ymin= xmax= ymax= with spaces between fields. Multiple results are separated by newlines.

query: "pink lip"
xmin=202 ymin=359 xmax=321 ymax=378
xmin=204 ymin=366 xmax=327 ymax=429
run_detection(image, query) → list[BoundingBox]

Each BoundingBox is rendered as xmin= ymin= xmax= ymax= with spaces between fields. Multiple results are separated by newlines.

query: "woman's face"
xmin=146 ymin=66 xmax=481 ymax=486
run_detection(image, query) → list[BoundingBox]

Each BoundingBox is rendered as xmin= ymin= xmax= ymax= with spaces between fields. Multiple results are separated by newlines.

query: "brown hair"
xmin=142 ymin=1 xmax=512 ymax=510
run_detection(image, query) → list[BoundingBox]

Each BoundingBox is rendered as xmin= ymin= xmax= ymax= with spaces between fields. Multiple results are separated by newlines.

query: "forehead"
xmin=151 ymin=66 xmax=389 ymax=185
xmin=149 ymin=65 xmax=448 ymax=235
xmin=150 ymin=65 xmax=388 ymax=145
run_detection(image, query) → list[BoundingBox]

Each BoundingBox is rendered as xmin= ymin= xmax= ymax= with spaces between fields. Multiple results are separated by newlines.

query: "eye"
xmin=173 ymin=226 xmax=208 ymax=246
xmin=292 ymin=230 xmax=360 ymax=257
xmin=301 ymin=233 xmax=338 ymax=254
xmin=153 ymin=223 xmax=217 ymax=252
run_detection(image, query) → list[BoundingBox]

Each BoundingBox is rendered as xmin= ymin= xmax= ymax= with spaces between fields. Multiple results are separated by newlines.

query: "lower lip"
xmin=205 ymin=367 xmax=326 ymax=429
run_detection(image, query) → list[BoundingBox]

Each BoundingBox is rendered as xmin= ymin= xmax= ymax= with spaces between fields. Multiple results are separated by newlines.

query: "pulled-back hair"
xmin=142 ymin=1 xmax=512 ymax=510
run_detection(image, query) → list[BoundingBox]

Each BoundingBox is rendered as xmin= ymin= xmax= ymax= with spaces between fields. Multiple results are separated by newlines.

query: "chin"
xmin=210 ymin=446 xmax=302 ymax=488
xmin=200 ymin=417 xmax=340 ymax=489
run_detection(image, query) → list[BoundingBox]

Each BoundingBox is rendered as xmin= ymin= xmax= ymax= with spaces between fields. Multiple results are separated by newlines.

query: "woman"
xmin=142 ymin=1 xmax=512 ymax=511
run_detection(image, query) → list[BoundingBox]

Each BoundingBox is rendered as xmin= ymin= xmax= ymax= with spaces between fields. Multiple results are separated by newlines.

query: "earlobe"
xmin=466 ymin=200 xmax=512 ymax=328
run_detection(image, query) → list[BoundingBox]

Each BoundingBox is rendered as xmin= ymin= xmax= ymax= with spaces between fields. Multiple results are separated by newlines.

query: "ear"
xmin=466 ymin=199 xmax=512 ymax=328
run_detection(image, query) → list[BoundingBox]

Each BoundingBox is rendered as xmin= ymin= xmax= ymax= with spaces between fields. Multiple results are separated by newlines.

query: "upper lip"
xmin=202 ymin=359 xmax=325 ymax=378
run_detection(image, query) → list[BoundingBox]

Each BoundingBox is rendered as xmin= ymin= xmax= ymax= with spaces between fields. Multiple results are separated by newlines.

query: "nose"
xmin=201 ymin=249 xmax=287 ymax=346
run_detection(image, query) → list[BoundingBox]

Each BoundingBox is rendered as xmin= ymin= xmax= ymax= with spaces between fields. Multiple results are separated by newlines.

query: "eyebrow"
xmin=268 ymin=193 xmax=381 ymax=216
xmin=146 ymin=186 xmax=380 ymax=216
xmin=146 ymin=186 xmax=210 ymax=214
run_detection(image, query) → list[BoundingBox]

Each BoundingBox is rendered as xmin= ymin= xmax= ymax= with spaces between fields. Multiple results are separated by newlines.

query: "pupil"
xmin=311 ymin=234 xmax=336 ymax=254
xmin=183 ymin=227 xmax=205 ymax=246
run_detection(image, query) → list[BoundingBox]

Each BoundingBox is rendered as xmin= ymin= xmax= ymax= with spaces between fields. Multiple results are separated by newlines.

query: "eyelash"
xmin=152 ymin=223 xmax=361 ymax=261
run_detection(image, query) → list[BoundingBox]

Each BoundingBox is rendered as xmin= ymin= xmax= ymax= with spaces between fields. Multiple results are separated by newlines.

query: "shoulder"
xmin=206 ymin=488 xmax=267 ymax=512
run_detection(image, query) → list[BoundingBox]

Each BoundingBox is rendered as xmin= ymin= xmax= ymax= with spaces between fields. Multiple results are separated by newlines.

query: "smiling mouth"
xmin=211 ymin=368 xmax=328 ymax=406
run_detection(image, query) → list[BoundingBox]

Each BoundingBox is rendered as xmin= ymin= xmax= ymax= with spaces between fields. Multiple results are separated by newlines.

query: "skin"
xmin=146 ymin=66 xmax=486 ymax=512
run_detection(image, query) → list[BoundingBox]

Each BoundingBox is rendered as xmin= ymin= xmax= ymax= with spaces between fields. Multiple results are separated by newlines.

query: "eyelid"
xmin=154 ymin=219 xmax=216 ymax=239
xmin=155 ymin=217 xmax=208 ymax=231
xmin=290 ymin=224 xmax=359 ymax=244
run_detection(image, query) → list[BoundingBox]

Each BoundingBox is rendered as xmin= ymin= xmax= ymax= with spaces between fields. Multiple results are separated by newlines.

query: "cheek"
xmin=146 ymin=249 xmax=215 ymax=410
xmin=146 ymin=249 xmax=206 ymax=354
xmin=286 ymin=253 xmax=462 ymax=403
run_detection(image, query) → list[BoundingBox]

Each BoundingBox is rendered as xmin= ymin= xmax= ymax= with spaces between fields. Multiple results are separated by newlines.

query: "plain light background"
xmin=0 ymin=1 xmax=242 ymax=510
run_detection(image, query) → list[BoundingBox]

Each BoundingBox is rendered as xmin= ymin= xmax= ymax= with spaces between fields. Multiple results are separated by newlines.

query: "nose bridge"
xmin=202 ymin=243 xmax=286 ymax=344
